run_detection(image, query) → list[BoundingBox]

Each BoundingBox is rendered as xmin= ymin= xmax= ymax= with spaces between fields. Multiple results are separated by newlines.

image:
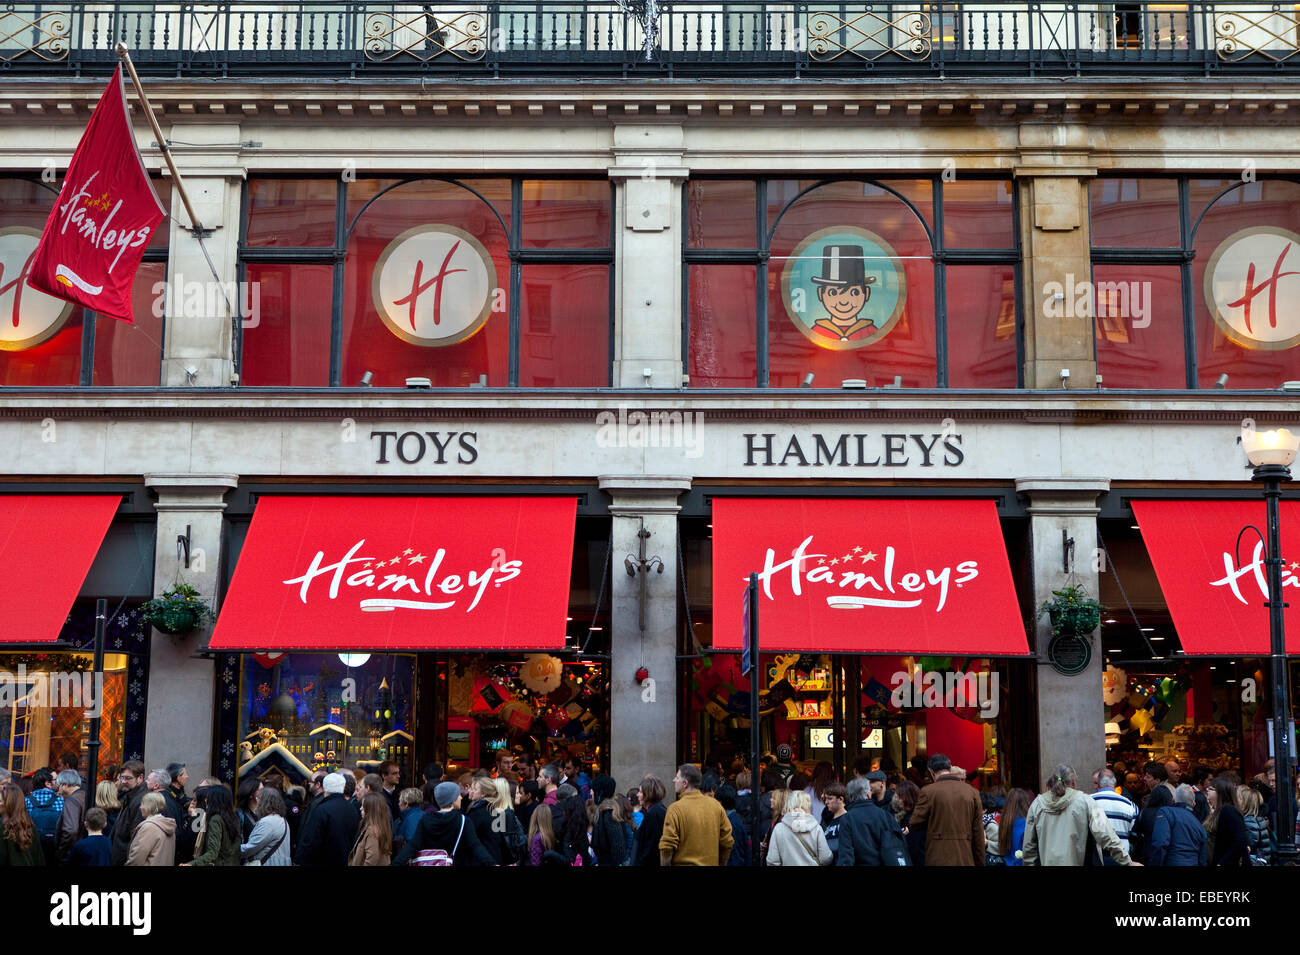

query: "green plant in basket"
xmin=1039 ymin=584 xmax=1103 ymax=637
xmin=134 ymin=583 xmax=214 ymax=636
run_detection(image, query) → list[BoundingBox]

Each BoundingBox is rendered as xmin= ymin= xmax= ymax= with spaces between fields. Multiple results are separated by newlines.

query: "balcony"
xmin=2 ymin=2 xmax=1300 ymax=79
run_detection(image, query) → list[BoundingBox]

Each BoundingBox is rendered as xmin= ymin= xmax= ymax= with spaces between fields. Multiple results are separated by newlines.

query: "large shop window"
xmin=679 ymin=499 xmax=1037 ymax=790
xmin=685 ymin=177 xmax=1020 ymax=388
xmin=1095 ymin=514 xmax=1288 ymax=790
xmin=0 ymin=178 xmax=170 ymax=386
xmin=1091 ymin=177 xmax=1300 ymax=389
xmin=238 ymin=177 xmax=612 ymax=387
xmin=215 ymin=498 xmax=613 ymax=785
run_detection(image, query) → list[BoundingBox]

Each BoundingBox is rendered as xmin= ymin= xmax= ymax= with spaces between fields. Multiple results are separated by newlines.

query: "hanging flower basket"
xmin=133 ymin=584 xmax=214 ymax=637
xmin=1039 ymin=584 xmax=1103 ymax=637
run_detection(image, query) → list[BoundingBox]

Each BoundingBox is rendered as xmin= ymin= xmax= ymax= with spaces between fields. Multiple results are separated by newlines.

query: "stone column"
xmin=1016 ymin=126 xmax=1097 ymax=390
xmin=599 ymin=475 xmax=691 ymax=798
xmin=142 ymin=473 xmax=238 ymax=777
xmin=608 ymin=125 xmax=688 ymax=388
xmin=159 ymin=125 xmax=247 ymax=387
xmin=1017 ymin=478 xmax=1110 ymax=787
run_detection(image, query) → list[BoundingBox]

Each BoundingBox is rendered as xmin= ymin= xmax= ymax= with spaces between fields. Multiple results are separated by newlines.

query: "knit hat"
xmin=776 ymin=743 xmax=793 ymax=762
xmin=322 ymin=772 xmax=346 ymax=795
xmin=590 ymin=774 xmax=616 ymax=804
xmin=434 ymin=781 xmax=462 ymax=809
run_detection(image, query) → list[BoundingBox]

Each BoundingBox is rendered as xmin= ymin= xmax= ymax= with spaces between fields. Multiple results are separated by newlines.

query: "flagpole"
xmin=114 ymin=42 xmax=207 ymax=236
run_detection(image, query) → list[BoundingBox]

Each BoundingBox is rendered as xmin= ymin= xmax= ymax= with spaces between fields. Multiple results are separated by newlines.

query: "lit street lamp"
xmin=1242 ymin=426 xmax=1300 ymax=865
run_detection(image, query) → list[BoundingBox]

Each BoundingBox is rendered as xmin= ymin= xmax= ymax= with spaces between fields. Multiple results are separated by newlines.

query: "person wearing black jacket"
xmin=109 ymin=761 xmax=148 ymax=866
xmin=1131 ymin=784 xmax=1173 ymax=864
xmin=1208 ymin=777 xmax=1250 ymax=866
xmin=633 ymin=774 xmax=667 ymax=866
xmin=589 ymin=774 xmax=627 ymax=866
xmin=392 ymin=782 xmax=494 ymax=866
xmin=293 ymin=773 xmax=359 ymax=866
xmin=836 ymin=777 xmax=909 ymax=866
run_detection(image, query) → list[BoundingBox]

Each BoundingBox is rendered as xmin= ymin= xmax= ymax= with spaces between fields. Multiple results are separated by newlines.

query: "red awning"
xmin=209 ymin=496 xmax=576 ymax=651
xmin=0 ymin=495 xmax=120 ymax=644
xmin=1133 ymin=500 xmax=1300 ymax=656
xmin=711 ymin=498 xmax=1028 ymax=655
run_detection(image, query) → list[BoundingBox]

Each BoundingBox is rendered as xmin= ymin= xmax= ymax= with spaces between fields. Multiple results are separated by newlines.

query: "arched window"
xmin=686 ymin=176 xmax=1019 ymax=388
xmin=238 ymin=176 xmax=612 ymax=387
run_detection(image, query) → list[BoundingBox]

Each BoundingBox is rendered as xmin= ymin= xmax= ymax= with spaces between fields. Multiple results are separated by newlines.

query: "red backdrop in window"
xmin=1092 ymin=265 xmax=1186 ymax=388
xmin=239 ymin=263 xmax=333 ymax=386
xmin=519 ymin=264 xmax=608 ymax=386
xmin=943 ymin=180 xmax=1015 ymax=250
xmin=688 ymin=181 xmax=757 ymax=248
xmin=1090 ymin=179 xmax=1182 ymax=248
xmin=246 ymin=178 xmax=337 ymax=247
xmin=92 ymin=262 xmax=166 ymax=385
xmin=946 ymin=265 xmax=1019 ymax=388
xmin=689 ymin=265 xmax=757 ymax=387
xmin=522 ymin=180 xmax=611 ymax=248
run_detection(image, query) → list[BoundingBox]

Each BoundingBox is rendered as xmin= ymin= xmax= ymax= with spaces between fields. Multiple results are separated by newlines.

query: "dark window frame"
xmin=1088 ymin=173 xmax=1300 ymax=390
xmin=236 ymin=175 xmax=615 ymax=388
xmin=681 ymin=174 xmax=1023 ymax=388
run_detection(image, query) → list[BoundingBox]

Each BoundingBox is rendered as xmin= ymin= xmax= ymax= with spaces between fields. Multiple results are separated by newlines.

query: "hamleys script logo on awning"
xmin=283 ymin=540 xmax=521 ymax=613
xmin=1209 ymin=539 xmax=1299 ymax=605
xmin=753 ymin=535 xmax=980 ymax=613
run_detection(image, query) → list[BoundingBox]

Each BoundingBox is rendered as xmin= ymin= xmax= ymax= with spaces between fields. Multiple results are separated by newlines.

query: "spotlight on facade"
xmin=1215 ymin=373 xmax=1228 ymax=388
xmin=800 ymin=373 xmax=815 ymax=388
xmin=1242 ymin=427 xmax=1300 ymax=468
xmin=359 ymin=370 xmax=373 ymax=387
xmin=841 ymin=378 xmax=867 ymax=389
xmin=405 ymin=377 xmax=432 ymax=389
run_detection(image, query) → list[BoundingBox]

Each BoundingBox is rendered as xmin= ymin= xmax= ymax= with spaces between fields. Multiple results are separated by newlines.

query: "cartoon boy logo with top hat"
xmin=780 ymin=227 xmax=907 ymax=351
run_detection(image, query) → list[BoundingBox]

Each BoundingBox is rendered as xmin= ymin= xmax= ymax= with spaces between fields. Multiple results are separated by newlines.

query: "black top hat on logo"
xmin=810 ymin=244 xmax=875 ymax=288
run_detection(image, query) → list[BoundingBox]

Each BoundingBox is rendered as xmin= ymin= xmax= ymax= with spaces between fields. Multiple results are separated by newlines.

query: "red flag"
xmin=25 ymin=65 xmax=165 ymax=324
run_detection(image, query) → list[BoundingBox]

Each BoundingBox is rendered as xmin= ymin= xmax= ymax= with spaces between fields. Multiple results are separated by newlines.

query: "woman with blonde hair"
xmin=766 ymin=789 xmax=833 ymax=866
xmin=348 ymin=792 xmax=392 ymax=866
xmin=95 ymin=779 xmax=122 ymax=835
xmin=527 ymin=794 xmax=557 ymax=865
xmin=467 ymin=775 xmax=523 ymax=864
xmin=1237 ymin=785 xmax=1269 ymax=865
xmin=125 ymin=792 xmax=176 ymax=866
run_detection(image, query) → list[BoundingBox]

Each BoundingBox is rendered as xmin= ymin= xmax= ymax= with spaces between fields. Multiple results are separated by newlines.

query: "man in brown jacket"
xmin=908 ymin=753 xmax=985 ymax=866
xmin=659 ymin=764 xmax=734 ymax=865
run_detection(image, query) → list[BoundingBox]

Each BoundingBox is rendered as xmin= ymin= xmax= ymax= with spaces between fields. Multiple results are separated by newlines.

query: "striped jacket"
xmin=1091 ymin=789 xmax=1138 ymax=855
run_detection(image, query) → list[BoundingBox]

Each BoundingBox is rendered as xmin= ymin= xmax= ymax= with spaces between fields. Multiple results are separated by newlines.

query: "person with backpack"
xmin=24 ymin=768 xmax=63 ymax=866
xmin=835 ymin=776 xmax=911 ymax=866
xmin=392 ymin=781 xmax=494 ymax=866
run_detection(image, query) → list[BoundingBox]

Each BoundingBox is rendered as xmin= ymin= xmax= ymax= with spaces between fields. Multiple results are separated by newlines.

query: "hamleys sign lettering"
xmin=208 ymin=496 xmax=576 ymax=652
xmin=1134 ymin=499 xmax=1300 ymax=655
xmin=711 ymin=498 xmax=1028 ymax=655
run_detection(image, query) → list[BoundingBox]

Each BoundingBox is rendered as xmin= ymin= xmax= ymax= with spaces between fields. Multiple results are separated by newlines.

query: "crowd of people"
xmin=0 ymin=746 xmax=1293 ymax=867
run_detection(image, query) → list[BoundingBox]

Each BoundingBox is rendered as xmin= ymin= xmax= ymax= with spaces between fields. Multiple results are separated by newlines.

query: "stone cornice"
xmin=3 ymin=79 xmax=1300 ymax=123
xmin=0 ymin=391 xmax=1295 ymax=425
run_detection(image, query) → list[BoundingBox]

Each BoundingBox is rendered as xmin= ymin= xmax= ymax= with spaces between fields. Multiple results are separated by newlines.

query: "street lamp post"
xmin=1242 ymin=427 xmax=1300 ymax=866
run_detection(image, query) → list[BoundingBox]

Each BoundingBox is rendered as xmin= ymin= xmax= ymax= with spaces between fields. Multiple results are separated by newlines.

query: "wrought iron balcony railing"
xmin=2 ymin=2 xmax=1300 ymax=79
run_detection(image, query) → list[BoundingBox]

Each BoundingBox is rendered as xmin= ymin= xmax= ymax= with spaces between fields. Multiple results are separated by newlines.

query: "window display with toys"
xmin=442 ymin=652 xmax=609 ymax=773
xmin=236 ymin=653 xmax=416 ymax=785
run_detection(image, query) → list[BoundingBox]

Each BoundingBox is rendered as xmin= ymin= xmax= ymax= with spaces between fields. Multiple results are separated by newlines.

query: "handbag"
xmin=413 ymin=816 xmax=464 ymax=867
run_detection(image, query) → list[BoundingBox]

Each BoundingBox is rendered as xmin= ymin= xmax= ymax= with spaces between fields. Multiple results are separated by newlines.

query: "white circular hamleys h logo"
xmin=371 ymin=224 xmax=497 ymax=348
xmin=1204 ymin=226 xmax=1300 ymax=351
xmin=0 ymin=226 xmax=74 ymax=351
